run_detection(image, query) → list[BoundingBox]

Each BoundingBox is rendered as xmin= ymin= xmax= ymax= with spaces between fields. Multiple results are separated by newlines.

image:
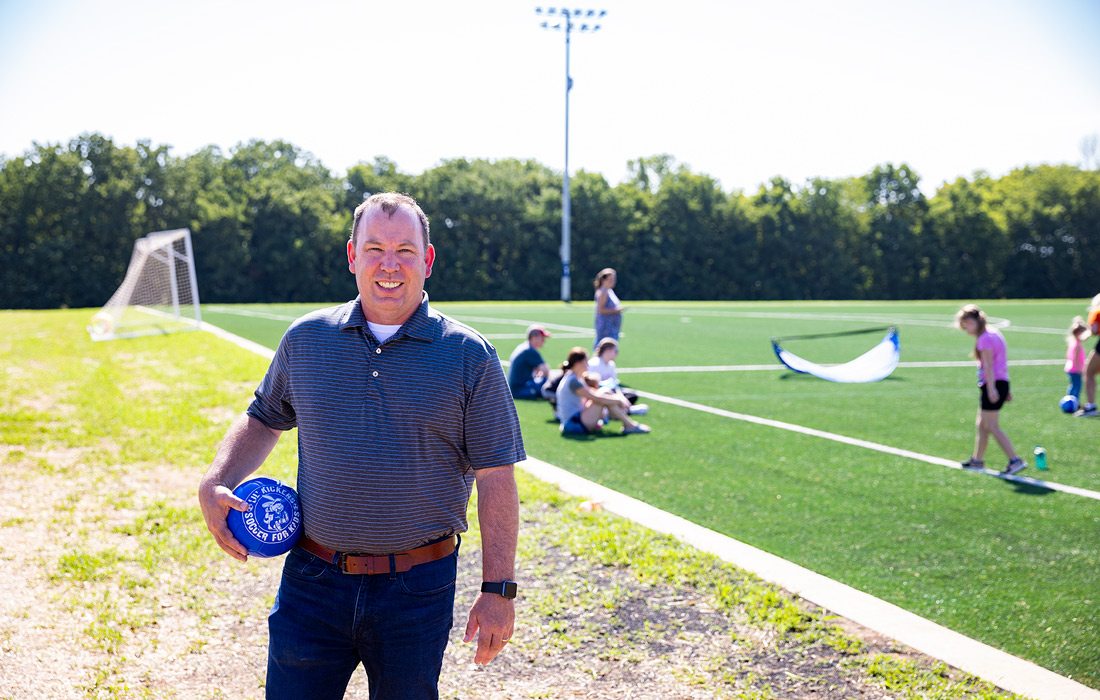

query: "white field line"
xmin=446 ymin=314 xmax=593 ymax=336
xmin=617 ymin=359 xmax=1064 ymax=374
xmin=201 ymin=320 xmax=1100 ymax=699
xmin=637 ymin=390 xmax=1100 ymax=502
xmin=485 ymin=334 xmax=591 ymax=341
xmin=519 ymin=456 xmax=1100 ymax=700
xmin=203 ymin=307 xmax=595 ymax=341
xmin=200 ymin=322 xmax=275 ymax=360
xmin=629 ymin=308 xmax=1069 ymax=335
xmin=204 ymin=306 xmax=300 ymax=322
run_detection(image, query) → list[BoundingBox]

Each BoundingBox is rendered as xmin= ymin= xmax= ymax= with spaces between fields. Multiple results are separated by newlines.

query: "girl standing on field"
xmin=956 ymin=304 xmax=1027 ymax=475
xmin=593 ymin=268 xmax=626 ymax=347
xmin=1065 ymin=316 xmax=1088 ymax=404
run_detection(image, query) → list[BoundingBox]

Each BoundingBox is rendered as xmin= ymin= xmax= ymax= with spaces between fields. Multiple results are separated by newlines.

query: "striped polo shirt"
xmin=247 ymin=293 xmax=525 ymax=554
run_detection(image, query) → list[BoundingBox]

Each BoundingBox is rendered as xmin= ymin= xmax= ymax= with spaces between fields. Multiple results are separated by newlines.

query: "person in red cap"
xmin=508 ymin=324 xmax=552 ymax=399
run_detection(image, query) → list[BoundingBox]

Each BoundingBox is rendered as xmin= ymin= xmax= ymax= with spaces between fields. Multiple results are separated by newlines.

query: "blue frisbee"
xmin=226 ymin=477 xmax=302 ymax=558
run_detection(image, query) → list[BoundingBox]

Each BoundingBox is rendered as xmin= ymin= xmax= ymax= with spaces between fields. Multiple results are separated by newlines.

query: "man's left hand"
xmin=463 ymin=592 xmax=515 ymax=665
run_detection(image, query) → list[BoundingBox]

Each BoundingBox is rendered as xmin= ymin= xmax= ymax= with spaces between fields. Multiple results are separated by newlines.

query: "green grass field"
xmin=200 ymin=299 xmax=1099 ymax=688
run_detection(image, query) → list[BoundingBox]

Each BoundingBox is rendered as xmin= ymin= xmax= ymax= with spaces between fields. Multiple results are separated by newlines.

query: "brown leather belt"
xmin=297 ymin=534 xmax=456 ymax=575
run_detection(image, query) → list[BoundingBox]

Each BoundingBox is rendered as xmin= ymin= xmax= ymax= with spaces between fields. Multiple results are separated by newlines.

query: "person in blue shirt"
xmin=508 ymin=325 xmax=551 ymax=399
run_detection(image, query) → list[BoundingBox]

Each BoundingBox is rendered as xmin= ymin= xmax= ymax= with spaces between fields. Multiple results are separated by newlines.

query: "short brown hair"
xmin=351 ymin=192 xmax=430 ymax=249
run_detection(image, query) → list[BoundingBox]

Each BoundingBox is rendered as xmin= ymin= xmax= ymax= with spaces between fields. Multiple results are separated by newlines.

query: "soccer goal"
xmin=88 ymin=228 xmax=202 ymax=341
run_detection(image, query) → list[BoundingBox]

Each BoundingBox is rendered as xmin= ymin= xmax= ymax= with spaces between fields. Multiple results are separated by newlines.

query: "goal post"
xmin=88 ymin=228 xmax=202 ymax=341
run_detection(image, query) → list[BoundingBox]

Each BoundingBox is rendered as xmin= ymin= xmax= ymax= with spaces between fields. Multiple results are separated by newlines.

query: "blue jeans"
xmin=266 ymin=543 xmax=459 ymax=700
xmin=511 ymin=377 xmax=545 ymax=400
xmin=1067 ymin=371 xmax=1082 ymax=399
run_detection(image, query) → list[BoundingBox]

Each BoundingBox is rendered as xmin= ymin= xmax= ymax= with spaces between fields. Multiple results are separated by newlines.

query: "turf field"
xmin=202 ymin=299 xmax=1100 ymax=688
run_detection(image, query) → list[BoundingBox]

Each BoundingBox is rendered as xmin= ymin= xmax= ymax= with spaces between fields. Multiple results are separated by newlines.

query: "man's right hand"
xmin=198 ymin=480 xmax=250 ymax=562
xmin=197 ymin=413 xmax=284 ymax=562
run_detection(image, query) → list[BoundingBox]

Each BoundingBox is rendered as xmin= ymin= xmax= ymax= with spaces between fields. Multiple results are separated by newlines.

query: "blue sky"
xmin=1 ymin=0 xmax=1097 ymax=194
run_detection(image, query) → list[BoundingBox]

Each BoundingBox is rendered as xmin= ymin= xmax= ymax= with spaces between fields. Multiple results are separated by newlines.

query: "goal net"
xmin=88 ymin=228 xmax=202 ymax=341
xmin=771 ymin=327 xmax=900 ymax=383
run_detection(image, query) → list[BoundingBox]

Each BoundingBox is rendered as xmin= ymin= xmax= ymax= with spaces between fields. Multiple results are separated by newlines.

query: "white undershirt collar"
xmin=367 ymin=321 xmax=402 ymax=343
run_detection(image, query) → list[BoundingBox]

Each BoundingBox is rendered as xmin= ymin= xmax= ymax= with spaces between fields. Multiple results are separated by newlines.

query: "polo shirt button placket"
xmin=372 ymin=370 xmax=379 ymax=378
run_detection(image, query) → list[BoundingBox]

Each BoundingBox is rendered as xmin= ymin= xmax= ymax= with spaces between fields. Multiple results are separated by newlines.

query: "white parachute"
xmin=771 ymin=327 xmax=900 ymax=383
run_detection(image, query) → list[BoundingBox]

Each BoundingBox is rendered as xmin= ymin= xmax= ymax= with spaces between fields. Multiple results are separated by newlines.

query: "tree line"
xmin=2 ymin=133 xmax=1098 ymax=310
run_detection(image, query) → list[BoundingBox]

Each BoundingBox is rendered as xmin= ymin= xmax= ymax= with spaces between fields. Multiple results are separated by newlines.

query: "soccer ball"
xmin=226 ymin=477 xmax=302 ymax=557
xmin=1060 ymin=395 xmax=1079 ymax=414
xmin=88 ymin=311 xmax=114 ymax=340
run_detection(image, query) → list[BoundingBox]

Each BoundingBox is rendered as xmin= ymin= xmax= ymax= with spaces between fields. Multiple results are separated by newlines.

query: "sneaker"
xmin=1002 ymin=457 xmax=1027 ymax=476
xmin=622 ymin=423 xmax=651 ymax=435
xmin=628 ymin=403 xmax=649 ymax=416
xmin=960 ymin=458 xmax=985 ymax=470
xmin=1075 ymin=404 xmax=1098 ymax=417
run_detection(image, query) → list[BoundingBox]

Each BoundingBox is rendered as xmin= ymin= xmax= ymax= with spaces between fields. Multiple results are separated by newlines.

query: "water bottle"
xmin=1033 ymin=446 xmax=1048 ymax=470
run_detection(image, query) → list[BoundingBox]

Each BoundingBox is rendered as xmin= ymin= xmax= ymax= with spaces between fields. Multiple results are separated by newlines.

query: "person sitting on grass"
xmin=507 ymin=324 xmax=551 ymax=400
xmin=588 ymin=336 xmax=647 ymax=415
xmin=555 ymin=347 xmax=650 ymax=437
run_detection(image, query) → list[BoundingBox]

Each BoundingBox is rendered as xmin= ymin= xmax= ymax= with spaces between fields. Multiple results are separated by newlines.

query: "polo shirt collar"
xmin=339 ymin=292 xmax=437 ymax=342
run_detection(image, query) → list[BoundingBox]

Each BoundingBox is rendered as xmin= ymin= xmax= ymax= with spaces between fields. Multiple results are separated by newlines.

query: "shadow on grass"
xmin=540 ymin=414 xmax=636 ymax=441
xmin=547 ymin=418 xmax=632 ymax=441
xmin=559 ymin=430 xmax=630 ymax=441
xmin=999 ymin=476 xmax=1056 ymax=497
xmin=778 ymin=372 xmax=907 ymax=382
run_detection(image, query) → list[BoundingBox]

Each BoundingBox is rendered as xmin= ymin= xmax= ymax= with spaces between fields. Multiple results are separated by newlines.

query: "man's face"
xmin=530 ymin=333 xmax=547 ymax=349
xmin=347 ymin=206 xmax=435 ymax=325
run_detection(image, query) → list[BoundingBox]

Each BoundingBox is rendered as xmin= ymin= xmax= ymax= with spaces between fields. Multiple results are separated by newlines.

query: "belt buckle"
xmin=336 ymin=552 xmax=350 ymax=572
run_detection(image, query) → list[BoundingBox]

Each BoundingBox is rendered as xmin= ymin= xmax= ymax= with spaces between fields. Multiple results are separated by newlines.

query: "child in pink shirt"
xmin=1065 ymin=317 xmax=1088 ymax=402
xmin=955 ymin=304 xmax=1026 ymax=476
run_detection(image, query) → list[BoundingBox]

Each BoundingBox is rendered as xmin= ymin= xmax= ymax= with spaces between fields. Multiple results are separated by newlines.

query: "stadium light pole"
xmin=536 ymin=6 xmax=606 ymax=303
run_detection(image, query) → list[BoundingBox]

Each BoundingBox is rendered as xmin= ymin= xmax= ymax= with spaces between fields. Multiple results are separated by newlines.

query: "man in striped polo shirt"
xmin=199 ymin=193 xmax=524 ymax=699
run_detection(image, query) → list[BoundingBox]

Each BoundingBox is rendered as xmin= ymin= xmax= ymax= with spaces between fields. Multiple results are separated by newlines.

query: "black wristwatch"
xmin=481 ymin=580 xmax=518 ymax=599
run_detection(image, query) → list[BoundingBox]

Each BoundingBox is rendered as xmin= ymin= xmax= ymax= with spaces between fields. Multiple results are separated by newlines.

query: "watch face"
xmin=501 ymin=581 xmax=518 ymax=599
